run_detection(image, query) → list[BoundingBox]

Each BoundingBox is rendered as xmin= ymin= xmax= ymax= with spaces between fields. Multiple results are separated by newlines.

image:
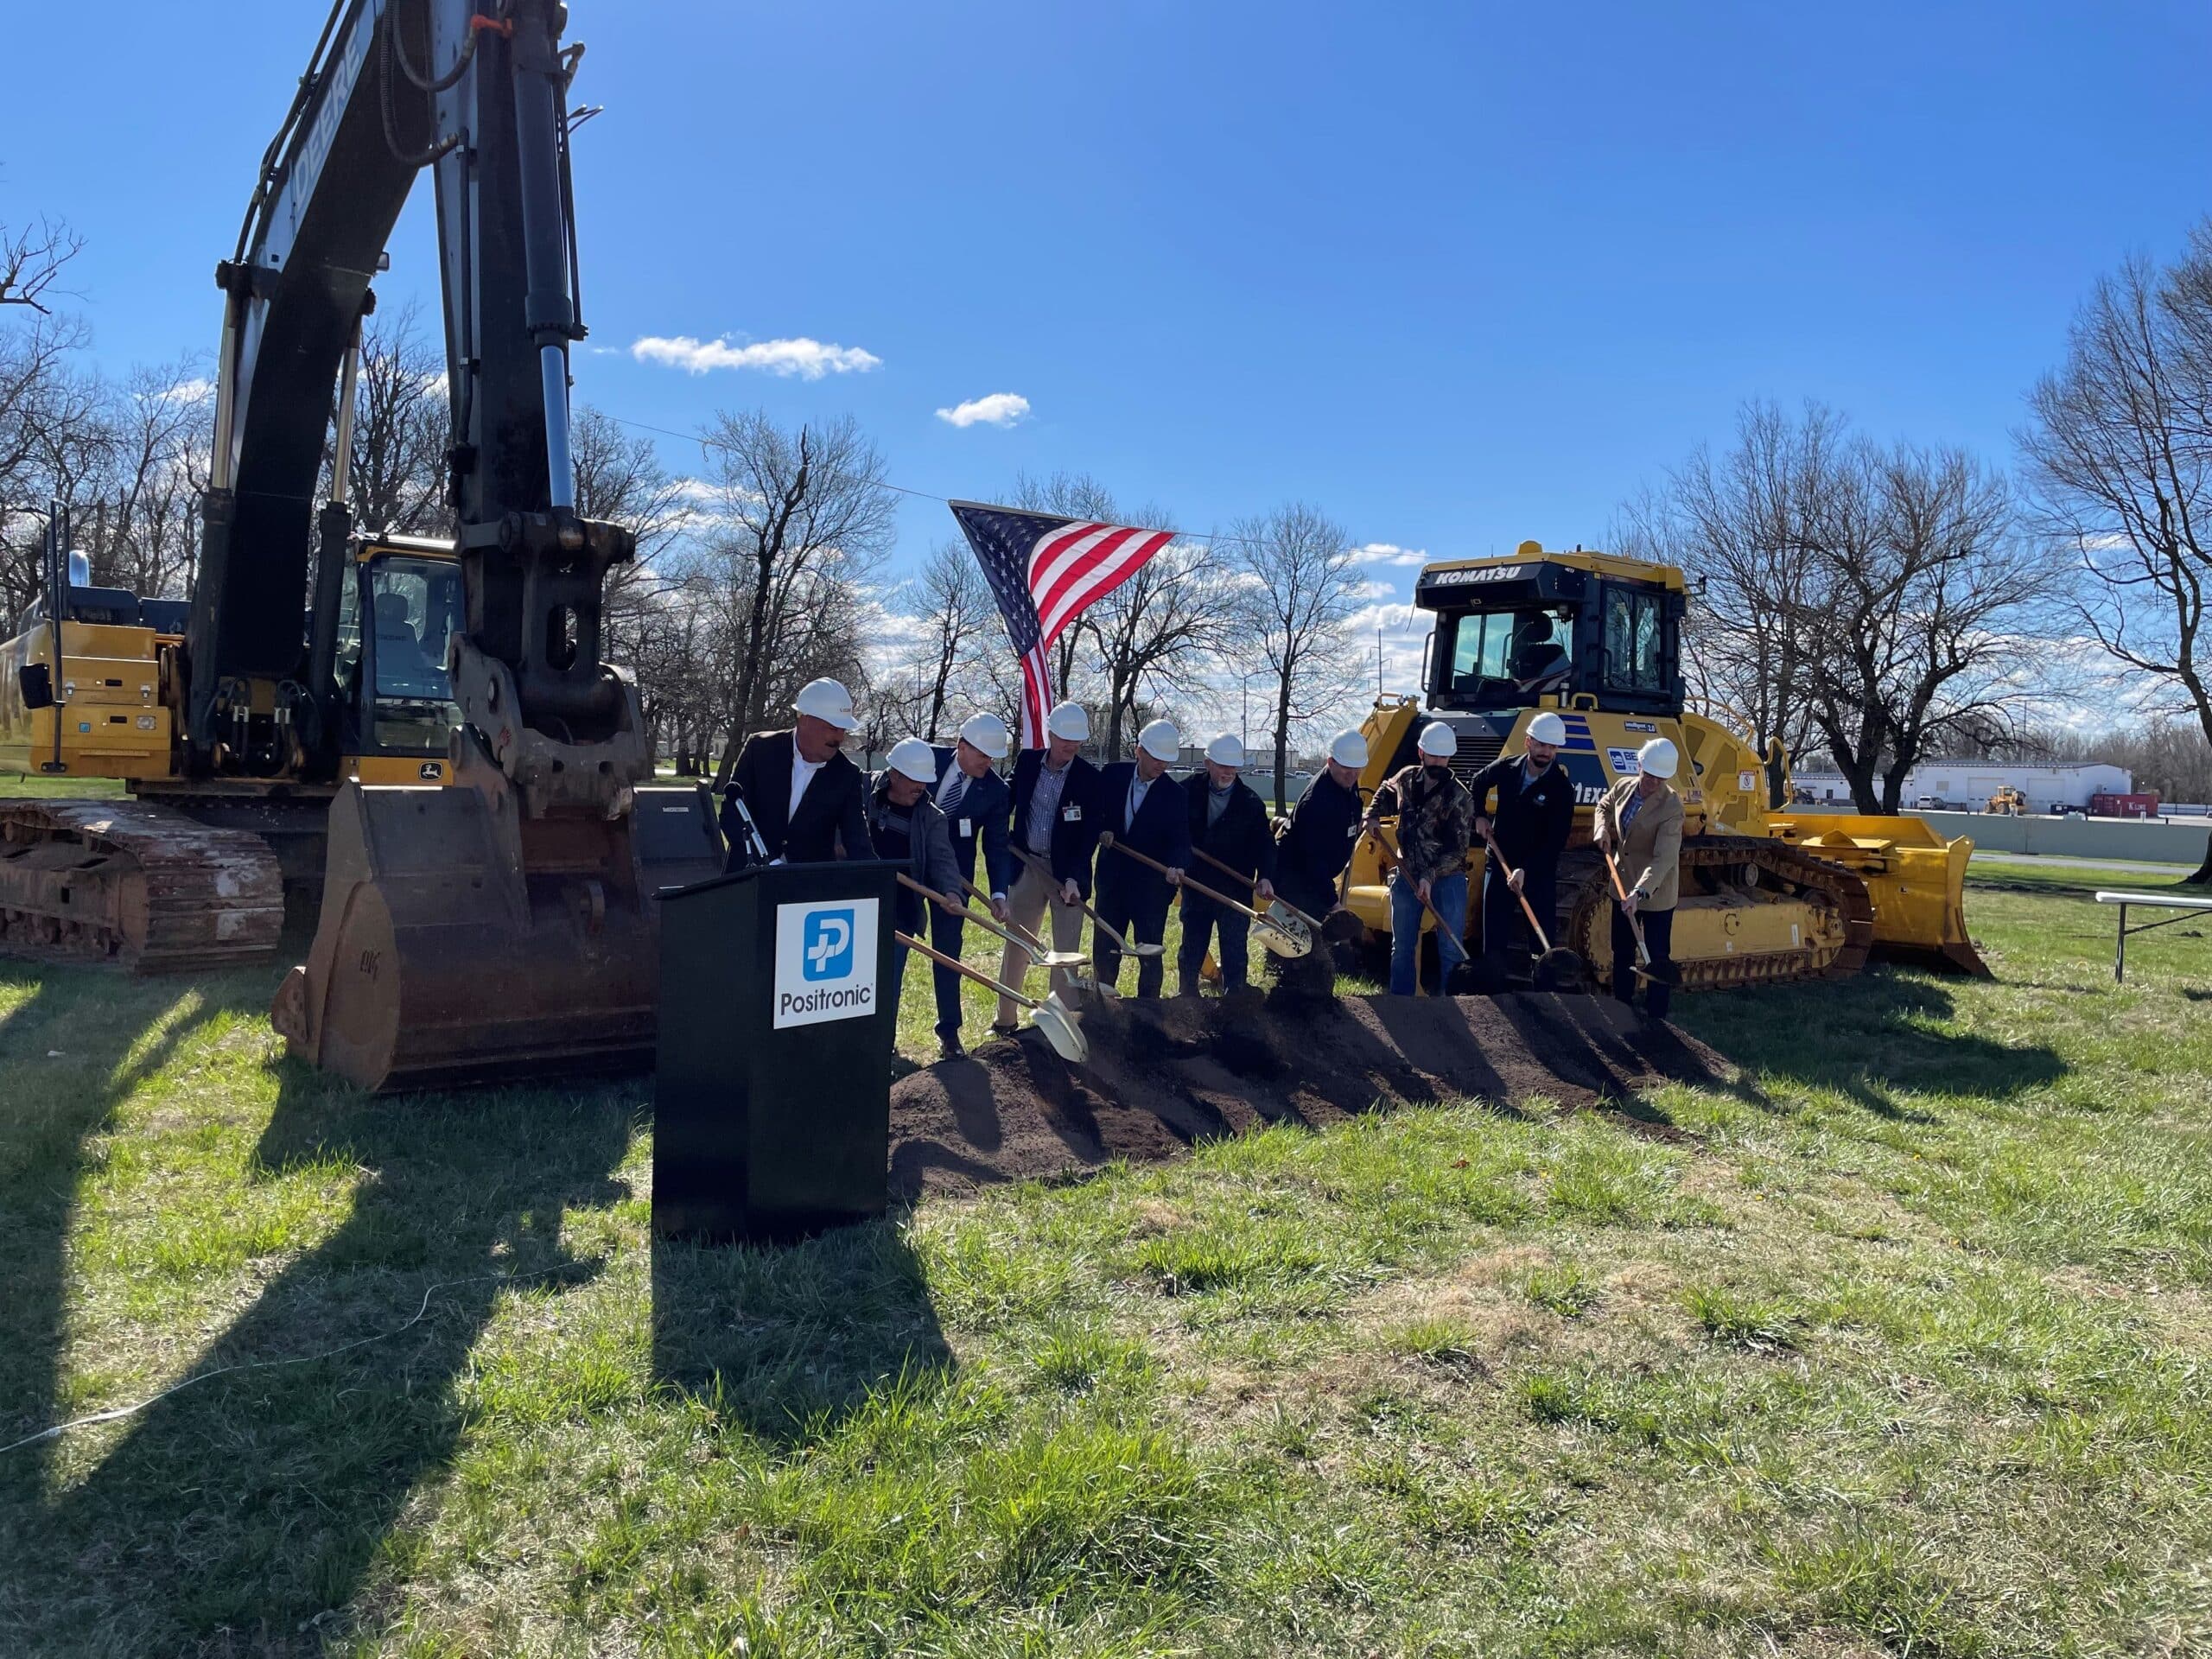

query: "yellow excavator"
xmin=1 ymin=516 xmax=471 ymax=969
xmin=1342 ymin=542 xmax=1986 ymax=988
xmin=0 ymin=0 xmax=722 ymax=1090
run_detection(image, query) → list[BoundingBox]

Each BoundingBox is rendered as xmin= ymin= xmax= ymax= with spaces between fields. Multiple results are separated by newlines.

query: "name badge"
xmin=1063 ymin=805 xmax=1083 ymax=822
xmin=958 ymin=818 xmax=971 ymax=837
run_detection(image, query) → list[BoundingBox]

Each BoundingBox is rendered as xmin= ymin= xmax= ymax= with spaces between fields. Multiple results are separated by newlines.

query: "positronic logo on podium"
xmin=772 ymin=898 xmax=880 ymax=1028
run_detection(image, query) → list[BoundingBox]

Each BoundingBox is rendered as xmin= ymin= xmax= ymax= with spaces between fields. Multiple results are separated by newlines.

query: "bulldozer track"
xmin=0 ymin=798 xmax=285 ymax=973
xmin=1554 ymin=835 xmax=1875 ymax=991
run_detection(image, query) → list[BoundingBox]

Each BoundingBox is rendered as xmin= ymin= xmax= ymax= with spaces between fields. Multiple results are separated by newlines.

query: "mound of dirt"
xmin=888 ymin=990 xmax=1733 ymax=1200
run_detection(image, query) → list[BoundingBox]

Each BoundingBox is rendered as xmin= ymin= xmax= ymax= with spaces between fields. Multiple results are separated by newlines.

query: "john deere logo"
xmin=803 ymin=909 xmax=855 ymax=981
xmin=418 ymin=761 xmax=443 ymax=780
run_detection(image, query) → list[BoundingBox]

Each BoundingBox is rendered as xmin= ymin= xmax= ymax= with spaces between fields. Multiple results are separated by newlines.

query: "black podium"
xmin=655 ymin=860 xmax=900 ymax=1243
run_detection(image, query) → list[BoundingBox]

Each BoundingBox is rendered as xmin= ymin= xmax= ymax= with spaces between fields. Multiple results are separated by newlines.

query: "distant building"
xmin=1790 ymin=762 xmax=2131 ymax=812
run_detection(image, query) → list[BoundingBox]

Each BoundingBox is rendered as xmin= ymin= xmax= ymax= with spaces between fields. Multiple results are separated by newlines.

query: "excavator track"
xmin=1553 ymin=834 xmax=1876 ymax=991
xmin=0 ymin=799 xmax=284 ymax=973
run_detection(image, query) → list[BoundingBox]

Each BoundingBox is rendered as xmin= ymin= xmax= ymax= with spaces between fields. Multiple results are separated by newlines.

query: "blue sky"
xmin=8 ymin=0 xmax=2209 ymax=642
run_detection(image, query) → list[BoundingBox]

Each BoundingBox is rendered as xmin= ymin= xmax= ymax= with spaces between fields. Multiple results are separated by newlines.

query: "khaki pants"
xmin=998 ymin=862 xmax=1086 ymax=1024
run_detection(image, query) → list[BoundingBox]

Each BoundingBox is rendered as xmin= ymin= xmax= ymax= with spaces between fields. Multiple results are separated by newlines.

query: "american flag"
xmin=949 ymin=501 xmax=1176 ymax=747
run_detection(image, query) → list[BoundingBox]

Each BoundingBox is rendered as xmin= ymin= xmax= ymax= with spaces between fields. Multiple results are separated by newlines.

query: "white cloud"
xmin=631 ymin=334 xmax=882 ymax=378
xmin=1351 ymin=542 xmax=1430 ymax=568
xmin=1345 ymin=578 xmax=1397 ymax=601
xmin=935 ymin=391 xmax=1031 ymax=429
xmin=141 ymin=377 xmax=215 ymax=406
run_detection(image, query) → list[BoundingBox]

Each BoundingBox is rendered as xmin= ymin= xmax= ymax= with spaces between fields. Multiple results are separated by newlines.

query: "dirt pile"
xmin=888 ymin=990 xmax=1733 ymax=1199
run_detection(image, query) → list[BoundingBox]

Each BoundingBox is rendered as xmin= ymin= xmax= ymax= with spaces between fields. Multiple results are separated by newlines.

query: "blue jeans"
xmin=1389 ymin=870 xmax=1467 ymax=995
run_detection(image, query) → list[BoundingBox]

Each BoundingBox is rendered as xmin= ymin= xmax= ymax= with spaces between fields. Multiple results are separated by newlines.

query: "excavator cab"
xmin=332 ymin=537 xmax=461 ymax=784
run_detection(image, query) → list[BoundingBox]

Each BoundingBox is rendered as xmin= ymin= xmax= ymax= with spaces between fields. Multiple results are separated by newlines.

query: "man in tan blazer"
xmin=1593 ymin=737 xmax=1684 ymax=1021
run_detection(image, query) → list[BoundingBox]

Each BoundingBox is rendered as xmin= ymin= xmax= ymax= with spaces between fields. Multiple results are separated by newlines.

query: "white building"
xmin=1790 ymin=762 xmax=2131 ymax=812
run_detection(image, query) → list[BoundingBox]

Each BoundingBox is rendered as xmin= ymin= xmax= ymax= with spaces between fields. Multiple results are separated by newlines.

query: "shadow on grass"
xmin=1672 ymin=967 xmax=2067 ymax=1120
xmin=650 ymin=1221 xmax=951 ymax=1448
xmin=0 ymin=955 xmax=280 ymax=1497
xmin=12 ymin=1046 xmax=633 ymax=1649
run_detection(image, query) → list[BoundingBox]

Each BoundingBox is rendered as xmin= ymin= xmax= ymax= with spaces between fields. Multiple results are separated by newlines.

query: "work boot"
xmin=938 ymin=1031 xmax=966 ymax=1061
xmin=988 ymin=1020 xmax=1020 ymax=1040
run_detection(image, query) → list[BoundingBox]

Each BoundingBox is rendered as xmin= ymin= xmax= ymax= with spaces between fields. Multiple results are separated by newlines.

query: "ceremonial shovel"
xmin=1011 ymin=843 xmax=1163 ymax=958
xmin=895 ymin=873 xmax=1087 ymax=969
xmin=1188 ymin=847 xmax=1319 ymax=959
xmin=1478 ymin=826 xmax=1588 ymax=990
xmin=894 ymin=931 xmax=1088 ymax=1064
xmin=1100 ymin=834 xmax=1312 ymax=959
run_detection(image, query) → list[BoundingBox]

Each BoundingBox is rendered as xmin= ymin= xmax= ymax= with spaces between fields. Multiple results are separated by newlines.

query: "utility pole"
xmin=1376 ymin=626 xmax=1383 ymax=696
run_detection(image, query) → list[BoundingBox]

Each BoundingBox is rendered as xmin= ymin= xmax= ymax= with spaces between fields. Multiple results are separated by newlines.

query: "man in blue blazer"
xmin=1093 ymin=718 xmax=1192 ymax=998
xmin=925 ymin=712 xmax=1014 ymax=1059
xmin=997 ymin=700 xmax=1103 ymax=1032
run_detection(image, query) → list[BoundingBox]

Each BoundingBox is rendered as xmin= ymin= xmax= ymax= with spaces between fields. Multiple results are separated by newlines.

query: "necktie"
xmin=940 ymin=772 xmax=967 ymax=818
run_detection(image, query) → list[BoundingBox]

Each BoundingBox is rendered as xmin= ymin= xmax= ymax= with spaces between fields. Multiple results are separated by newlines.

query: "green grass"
xmin=2 ymin=873 xmax=2211 ymax=1653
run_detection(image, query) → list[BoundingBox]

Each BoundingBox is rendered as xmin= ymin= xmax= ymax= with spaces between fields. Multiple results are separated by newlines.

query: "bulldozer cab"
xmin=332 ymin=537 xmax=461 ymax=784
xmin=1419 ymin=543 xmax=1685 ymax=720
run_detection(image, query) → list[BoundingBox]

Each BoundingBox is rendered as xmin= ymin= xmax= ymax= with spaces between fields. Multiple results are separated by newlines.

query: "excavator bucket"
xmin=1767 ymin=812 xmax=1989 ymax=977
xmin=271 ymin=781 xmax=721 ymax=1092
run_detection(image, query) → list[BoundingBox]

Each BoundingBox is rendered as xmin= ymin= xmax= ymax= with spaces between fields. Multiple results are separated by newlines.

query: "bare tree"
xmin=0 ymin=215 xmax=84 ymax=315
xmin=84 ymin=361 xmax=213 ymax=597
xmin=340 ymin=300 xmax=447 ymax=535
xmin=1619 ymin=403 xmax=1838 ymax=803
xmin=1637 ymin=403 xmax=2063 ymax=811
xmin=893 ymin=541 xmax=995 ymax=742
xmin=1085 ymin=541 xmax=1230 ymax=759
xmin=2020 ymin=228 xmax=2212 ymax=753
xmin=695 ymin=410 xmax=897 ymax=783
xmin=1226 ymin=501 xmax=1362 ymax=809
xmin=1796 ymin=442 xmax=2058 ymax=810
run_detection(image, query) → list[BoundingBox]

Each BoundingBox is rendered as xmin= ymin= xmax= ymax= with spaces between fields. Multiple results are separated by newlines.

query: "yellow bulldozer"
xmin=1340 ymin=542 xmax=1987 ymax=989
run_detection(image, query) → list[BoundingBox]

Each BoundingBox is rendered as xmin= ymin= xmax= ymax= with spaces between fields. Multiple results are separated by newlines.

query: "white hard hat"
xmin=887 ymin=736 xmax=938 ymax=785
xmin=1526 ymin=711 xmax=1567 ymax=746
xmin=1330 ymin=729 xmax=1369 ymax=769
xmin=793 ymin=677 xmax=855 ymax=728
xmin=1046 ymin=701 xmax=1090 ymax=742
xmin=959 ymin=711 xmax=1011 ymax=761
xmin=1637 ymin=737 xmax=1679 ymax=779
xmin=1205 ymin=733 xmax=1243 ymax=767
xmin=1137 ymin=719 xmax=1180 ymax=763
xmin=1417 ymin=721 xmax=1458 ymax=759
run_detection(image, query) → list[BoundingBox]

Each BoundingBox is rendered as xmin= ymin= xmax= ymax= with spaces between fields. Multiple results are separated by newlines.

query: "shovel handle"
xmin=1478 ymin=828 xmax=1555 ymax=952
xmin=1598 ymin=841 xmax=1652 ymax=966
xmin=959 ymin=873 xmax=1050 ymax=955
xmin=1099 ymin=833 xmax=1249 ymax=919
xmin=1191 ymin=846 xmax=1322 ymax=930
xmin=895 ymin=930 xmax=1039 ymax=1011
xmin=1012 ymin=843 xmax=1127 ymax=948
xmin=899 ymin=871 xmax=1054 ymax=963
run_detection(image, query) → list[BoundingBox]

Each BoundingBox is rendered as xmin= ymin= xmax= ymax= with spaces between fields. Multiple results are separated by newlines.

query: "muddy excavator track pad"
xmin=0 ymin=798 xmax=284 ymax=972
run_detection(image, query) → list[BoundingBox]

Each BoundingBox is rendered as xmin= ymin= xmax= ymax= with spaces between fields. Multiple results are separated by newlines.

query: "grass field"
xmin=3 ymin=862 xmax=2211 ymax=1656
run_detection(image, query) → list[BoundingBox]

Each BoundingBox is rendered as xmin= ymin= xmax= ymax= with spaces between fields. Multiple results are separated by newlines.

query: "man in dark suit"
xmin=1093 ymin=719 xmax=1191 ymax=998
xmin=1467 ymin=709 xmax=1576 ymax=980
xmin=924 ymin=712 xmax=1014 ymax=1059
xmin=997 ymin=700 xmax=1102 ymax=1032
xmin=1179 ymin=734 xmax=1277 ymax=995
xmin=1274 ymin=728 xmax=1369 ymax=921
xmin=717 ymin=677 xmax=874 ymax=869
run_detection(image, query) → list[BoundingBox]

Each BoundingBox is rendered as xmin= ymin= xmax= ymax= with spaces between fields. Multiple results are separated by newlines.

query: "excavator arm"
xmin=217 ymin=0 xmax=714 ymax=1090
xmin=197 ymin=0 xmax=625 ymax=788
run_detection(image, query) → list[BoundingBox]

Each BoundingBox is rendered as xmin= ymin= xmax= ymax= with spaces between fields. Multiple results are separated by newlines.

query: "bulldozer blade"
xmin=272 ymin=783 xmax=687 ymax=1092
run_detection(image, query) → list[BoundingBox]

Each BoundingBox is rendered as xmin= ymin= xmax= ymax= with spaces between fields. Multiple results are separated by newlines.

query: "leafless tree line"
xmin=1623 ymin=401 xmax=2067 ymax=812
